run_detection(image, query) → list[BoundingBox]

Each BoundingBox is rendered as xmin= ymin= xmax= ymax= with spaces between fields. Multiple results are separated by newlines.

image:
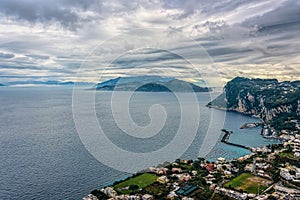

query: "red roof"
xmin=205 ymin=163 xmax=215 ymax=172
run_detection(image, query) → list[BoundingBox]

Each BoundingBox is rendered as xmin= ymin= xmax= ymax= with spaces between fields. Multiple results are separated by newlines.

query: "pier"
xmin=221 ymin=129 xmax=252 ymax=151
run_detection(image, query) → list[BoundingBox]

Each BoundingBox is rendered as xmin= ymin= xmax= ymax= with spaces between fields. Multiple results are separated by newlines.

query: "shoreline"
xmin=83 ymin=98 xmax=298 ymax=199
xmin=207 ymin=104 xmax=280 ymax=139
xmin=84 ymin=110 xmax=281 ymax=199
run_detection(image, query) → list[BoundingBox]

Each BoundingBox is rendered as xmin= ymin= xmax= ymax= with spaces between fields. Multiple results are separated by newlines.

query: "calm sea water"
xmin=0 ymin=87 xmax=278 ymax=199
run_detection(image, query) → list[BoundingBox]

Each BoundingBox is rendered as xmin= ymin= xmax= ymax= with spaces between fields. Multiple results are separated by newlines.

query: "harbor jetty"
xmin=221 ymin=129 xmax=252 ymax=151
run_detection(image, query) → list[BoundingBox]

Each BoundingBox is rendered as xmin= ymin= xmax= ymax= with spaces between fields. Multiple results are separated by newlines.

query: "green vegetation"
xmin=142 ymin=182 xmax=169 ymax=198
xmin=270 ymin=113 xmax=300 ymax=130
xmin=211 ymin=193 xmax=235 ymax=200
xmin=224 ymin=173 xmax=272 ymax=194
xmin=224 ymin=173 xmax=253 ymax=188
xmin=114 ymin=173 xmax=158 ymax=194
xmin=90 ymin=189 xmax=108 ymax=200
xmin=278 ymin=152 xmax=296 ymax=160
xmin=208 ymin=77 xmax=300 ymax=131
xmin=276 ymin=152 xmax=300 ymax=167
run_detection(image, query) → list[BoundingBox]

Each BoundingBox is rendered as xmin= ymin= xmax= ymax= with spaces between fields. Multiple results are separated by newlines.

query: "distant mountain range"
xmin=95 ymin=76 xmax=211 ymax=92
xmin=4 ymin=81 xmax=93 ymax=86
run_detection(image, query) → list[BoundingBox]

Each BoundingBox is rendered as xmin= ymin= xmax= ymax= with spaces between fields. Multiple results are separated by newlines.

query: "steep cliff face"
xmin=207 ymin=77 xmax=300 ymax=130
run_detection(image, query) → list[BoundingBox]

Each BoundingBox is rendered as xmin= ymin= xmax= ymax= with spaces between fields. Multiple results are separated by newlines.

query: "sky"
xmin=0 ymin=0 xmax=299 ymax=86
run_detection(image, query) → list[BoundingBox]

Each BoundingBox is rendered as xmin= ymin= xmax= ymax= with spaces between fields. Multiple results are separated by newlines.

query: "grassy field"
xmin=114 ymin=173 xmax=158 ymax=194
xmin=224 ymin=173 xmax=272 ymax=194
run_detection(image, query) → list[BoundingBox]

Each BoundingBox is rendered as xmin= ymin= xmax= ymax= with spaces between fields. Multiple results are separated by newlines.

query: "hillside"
xmin=207 ymin=77 xmax=300 ymax=131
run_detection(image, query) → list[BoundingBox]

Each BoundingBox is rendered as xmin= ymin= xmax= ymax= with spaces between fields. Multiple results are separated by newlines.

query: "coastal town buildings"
xmin=83 ymin=123 xmax=300 ymax=200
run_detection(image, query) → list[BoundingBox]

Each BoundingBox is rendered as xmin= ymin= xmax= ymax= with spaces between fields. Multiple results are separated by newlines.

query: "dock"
xmin=221 ymin=129 xmax=252 ymax=151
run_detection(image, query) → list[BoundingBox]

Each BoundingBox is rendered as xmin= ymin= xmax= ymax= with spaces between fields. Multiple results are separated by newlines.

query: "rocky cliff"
xmin=207 ymin=77 xmax=300 ymax=131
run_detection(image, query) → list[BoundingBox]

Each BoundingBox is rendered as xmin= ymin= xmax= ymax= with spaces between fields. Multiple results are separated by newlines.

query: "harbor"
xmin=221 ymin=129 xmax=252 ymax=151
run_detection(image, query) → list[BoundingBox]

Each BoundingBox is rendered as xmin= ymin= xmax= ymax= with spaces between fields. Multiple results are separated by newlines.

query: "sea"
xmin=0 ymin=87 xmax=279 ymax=199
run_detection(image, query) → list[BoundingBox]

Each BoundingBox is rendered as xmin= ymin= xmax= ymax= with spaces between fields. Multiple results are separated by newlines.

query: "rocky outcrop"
xmin=207 ymin=77 xmax=300 ymax=131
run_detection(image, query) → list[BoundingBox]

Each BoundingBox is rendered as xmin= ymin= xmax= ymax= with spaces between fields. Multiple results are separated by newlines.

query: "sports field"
xmin=224 ymin=173 xmax=272 ymax=194
xmin=114 ymin=173 xmax=158 ymax=194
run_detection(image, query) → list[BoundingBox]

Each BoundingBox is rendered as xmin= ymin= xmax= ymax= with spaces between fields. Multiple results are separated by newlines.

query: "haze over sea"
xmin=0 ymin=87 xmax=278 ymax=199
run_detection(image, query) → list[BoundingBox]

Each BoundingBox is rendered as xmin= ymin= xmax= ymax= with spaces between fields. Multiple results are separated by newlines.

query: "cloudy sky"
xmin=0 ymin=0 xmax=299 ymax=86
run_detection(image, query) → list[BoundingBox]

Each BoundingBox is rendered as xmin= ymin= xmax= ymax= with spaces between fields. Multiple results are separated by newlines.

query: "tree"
xmin=268 ymin=195 xmax=277 ymax=200
xmin=90 ymin=189 xmax=108 ymax=200
xmin=128 ymin=185 xmax=139 ymax=190
xmin=289 ymin=170 xmax=296 ymax=176
xmin=198 ymin=157 xmax=205 ymax=162
xmin=271 ymin=170 xmax=280 ymax=182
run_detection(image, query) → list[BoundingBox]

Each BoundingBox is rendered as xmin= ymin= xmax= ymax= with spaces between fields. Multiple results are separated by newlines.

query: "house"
xmin=209 ymin=184 xmax=216 ymax=191
xmin=280 ymin=168 xmax=294 ymax=181
xmin=216 ymin=157 xmax=226 ymax=164
xmin=224 ymin=171 xmax=232 ymax=177
xmin=167 ymin=191 xmax=177 ymax=199
xmin=102 ymin=187 xmax=117 ymax=198
xmin=82 ymin=194 xmax=98 ymax=200
xmin=142 ymin=194 xmax=153 ymax=200
xmin=149 ymin=167 xmax=169 ymax=175
xmin=205 ymin=163 xmax=215 ymax=172
xmin=180 ymin=173 xmax=191 ymax=181
xmin=172 ymin=168 xmax=183 ymax=173
xmin=244 ymin=164 xmax=254 ymax=172
xmin=191 ymin=170 xmax=197 ymax=176
xmin=257 ymin=170 xmax=265 ymax=177
xmin=157 ymin=176 xmax=169 ymax=184
xmin=182 ymin=197 xmax=194 ymax=200
xmin=205 ymin=174 xmax=216 ymax=184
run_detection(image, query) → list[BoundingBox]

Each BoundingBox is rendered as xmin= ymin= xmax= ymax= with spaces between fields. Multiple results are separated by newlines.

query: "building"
xmin=157 ymin=176 xmax=169 ymax=184
xmin=175 ymin=185 xmax=198 ymax=197
xmin=142 ymin=194 xmax=153 ymax=200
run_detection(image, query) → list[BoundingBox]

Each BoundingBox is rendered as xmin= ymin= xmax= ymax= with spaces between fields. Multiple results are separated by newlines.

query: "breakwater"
xmin=221 ymin=129 xmax=252 ymax=151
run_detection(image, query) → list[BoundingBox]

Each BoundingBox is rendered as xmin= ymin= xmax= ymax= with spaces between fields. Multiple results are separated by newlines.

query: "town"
xmin=83 ymin=127 xmax=300 ymax=200
xmin=83 ymin=78 xmax=300 ymax=200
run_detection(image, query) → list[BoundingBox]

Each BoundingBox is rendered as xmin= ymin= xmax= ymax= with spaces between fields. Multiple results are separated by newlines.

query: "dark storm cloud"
xmin=243 ymin=0 xmax=300 ymax=28
xmin=0 ymin=52 xmax=14 ymax=59
xmin=0 ymin=0 xmax=101 ymax=28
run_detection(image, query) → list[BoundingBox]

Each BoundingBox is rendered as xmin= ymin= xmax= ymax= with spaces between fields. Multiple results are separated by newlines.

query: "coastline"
xmin=206 ymin=104 xmax=280 ymax=140
xmin=84 ymin=106 xmax=284 ymax=199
